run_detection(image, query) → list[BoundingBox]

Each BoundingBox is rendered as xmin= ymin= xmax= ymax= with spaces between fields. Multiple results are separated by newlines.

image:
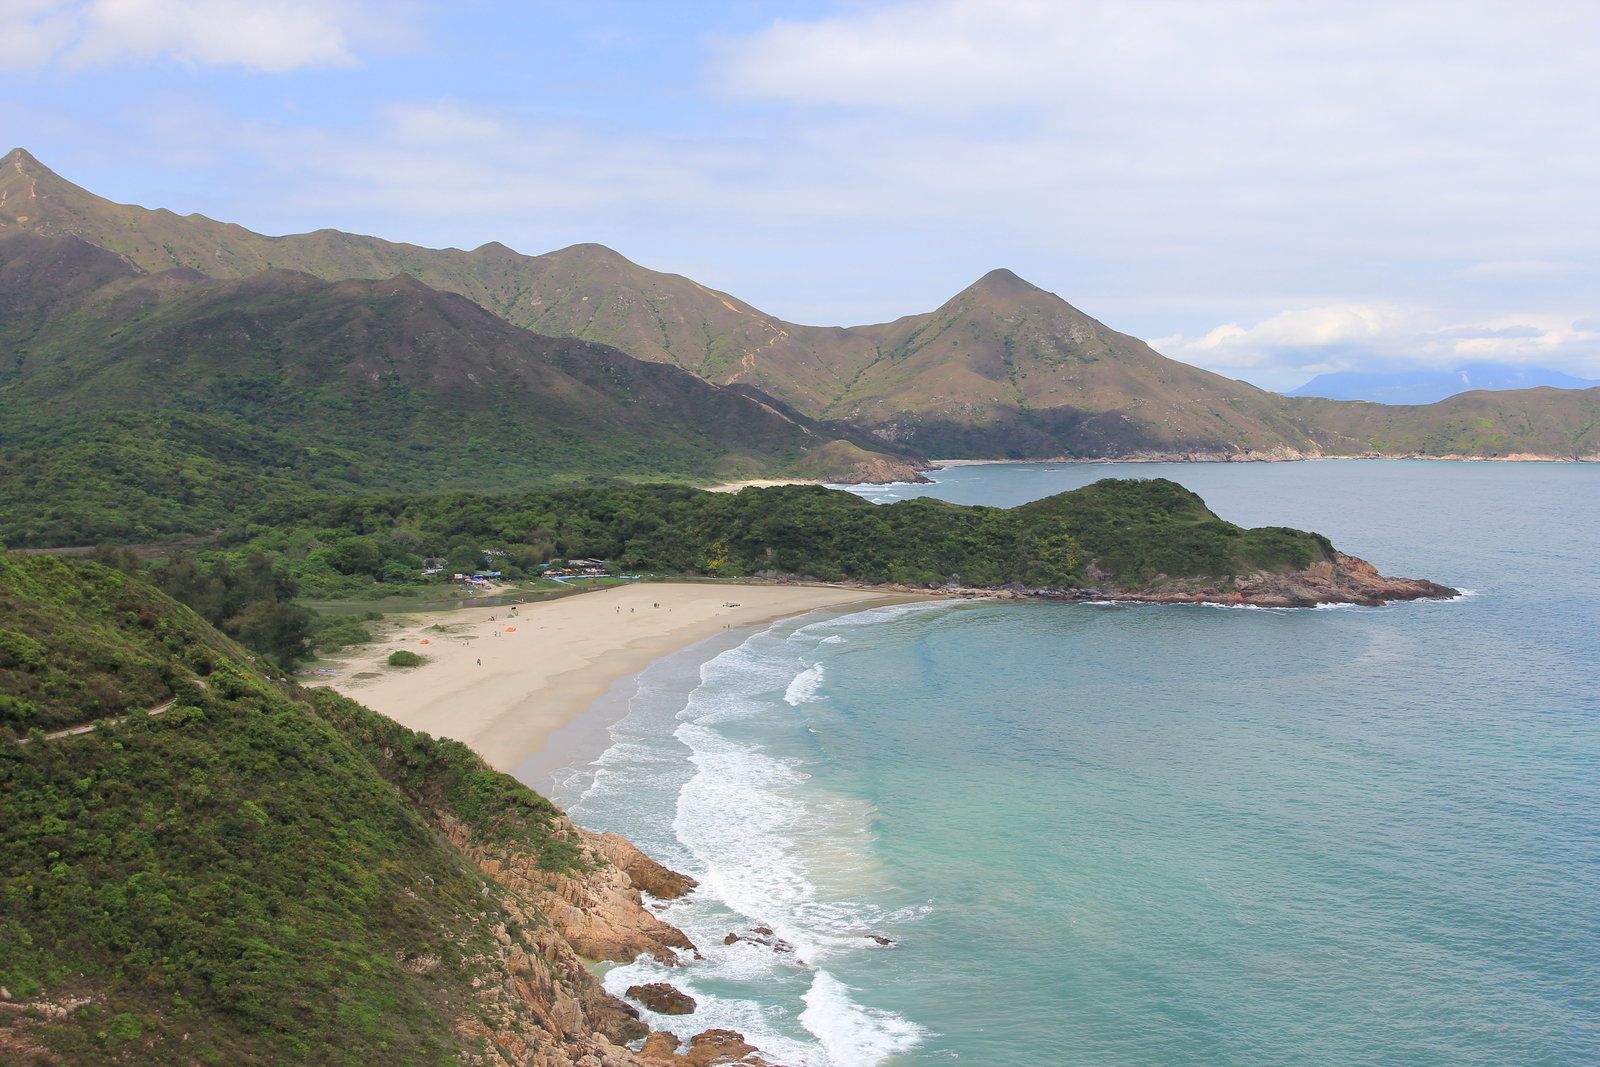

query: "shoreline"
xmin=703 ymin=478 xmax=822 ymax=492
xmin=323 ymin=582 xmax=918 ymax=771
xmin=509 ymin=598 xmax=896 ymax=801
xmin=930 ymin=452 xmax=1597 ymax=466
xmin=511 ymin=619 xmax=763 ymax=800
xmin=701 ymin=453 xmax=1597 ymax=496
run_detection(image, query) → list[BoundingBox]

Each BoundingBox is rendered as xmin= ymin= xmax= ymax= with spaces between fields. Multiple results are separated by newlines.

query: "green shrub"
xmin=386 ymin=649 xmax=423 ymax=668
xmin=311 ymin=615 xmax=374 ymax=653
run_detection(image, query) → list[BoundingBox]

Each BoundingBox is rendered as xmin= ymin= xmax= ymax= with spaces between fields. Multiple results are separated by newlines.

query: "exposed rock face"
xmin=1057 ymin=552 xmax=1460 ymax=608
xmin=640 ymin=1031 xmax=683 ymax=1060
xmin=592 ymin=831 xmax=698 ymax=899
xmin=827 ymin=457 xmax=932 ymax=485
xmin=638 ymin=1027 xmax=764 ymax=1066
xmin=453 ymin=816 xmax=696 ymax=965
xmin=627 ymin=982 xmax=696 ymax=1015
xmin=427 ymin=810 xmax=708 ymax=1066
xmin=680 ymin=1029 xmax=761 ymax=1066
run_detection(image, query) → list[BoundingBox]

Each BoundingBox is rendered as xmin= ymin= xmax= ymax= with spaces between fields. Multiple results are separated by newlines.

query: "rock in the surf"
xmin=627 ymin=982 xmax=696 ymax=1015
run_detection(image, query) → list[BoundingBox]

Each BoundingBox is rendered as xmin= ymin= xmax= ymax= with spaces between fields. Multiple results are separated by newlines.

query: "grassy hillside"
xmin=0 ymin=150 xmax=1312 ymax=458
xmin=1286 ymin=388 xmax=1600 ymax=459
xmin=0 ymin=233 xmax=918 ymax=546
xmin=6 ymin=148 xmax=1591 ymax=462
xmin=1014 ymin=478 xmax=1332 ymax=586
xmin=0 ymin=553 xmax=644 ymax=1065
xmin=0 ymin=553 xmax=239 ymax=733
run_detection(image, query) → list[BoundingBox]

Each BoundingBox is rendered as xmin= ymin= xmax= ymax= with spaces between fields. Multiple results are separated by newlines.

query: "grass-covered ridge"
xmin=0 ymin=233 xmax=920 ymax=547
xmin=0 ymin=552 xmax=240 ymax=733
xmin=0 ymin=554 xmax=598 ymax=1064
xmin=227 ymin=477 xmax=1335 ymax=595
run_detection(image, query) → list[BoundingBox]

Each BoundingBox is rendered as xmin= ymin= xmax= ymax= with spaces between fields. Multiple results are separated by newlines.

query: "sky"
xmin=3 ymin=0 xmax=1597 ymax=391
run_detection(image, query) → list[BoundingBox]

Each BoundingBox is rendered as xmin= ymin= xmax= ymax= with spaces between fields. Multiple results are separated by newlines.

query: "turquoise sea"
xmin=530 ymin=461 xmax=1599 ymax=1066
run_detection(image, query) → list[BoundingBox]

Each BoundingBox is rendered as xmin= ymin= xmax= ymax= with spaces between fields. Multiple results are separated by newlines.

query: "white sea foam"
xmin=785 ymin=664 xmax=827 ymax=705
xmin=570 ymin=615 xmax=931 ymax=1067
xmin=649 ymin=623 xmax=934 ymax=1063
xmin=800 ymin=970 xmax=930 ymax=1066
xmin=793 ymin=599 xmax=958 ymax=639
xmin=601 ymin=955 xmax=827 ymax=1065
xmin=1194 ymin=601 xmax=1288 ymax=611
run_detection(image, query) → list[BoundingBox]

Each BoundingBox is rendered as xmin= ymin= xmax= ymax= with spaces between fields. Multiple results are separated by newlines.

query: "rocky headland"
xmin=438 ymin=811 xmax=770 ymax=1067
xmin=805 ymin=551 xmax=1459 ymax=610
xmin=1055 ymin=552 xmax=1461 ymax=608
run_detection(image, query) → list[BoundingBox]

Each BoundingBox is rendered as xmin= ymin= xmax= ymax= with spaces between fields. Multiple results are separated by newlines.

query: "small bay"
xmin=551 ymin=460 xmax=1599 ymax=1066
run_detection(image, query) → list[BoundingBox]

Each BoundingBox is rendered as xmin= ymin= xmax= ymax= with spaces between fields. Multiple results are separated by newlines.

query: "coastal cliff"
xmin=431 ymin=811 xmax=766 ymax=1067
xmin=0 ymin=553 xmax=765 ymax=1066
xmin=309 ymin=688 xmax=770 ymax=1067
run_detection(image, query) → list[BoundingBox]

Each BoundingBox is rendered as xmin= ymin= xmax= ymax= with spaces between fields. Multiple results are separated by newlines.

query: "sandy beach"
xmin=326 ymin=582 xmax=907 ymax=770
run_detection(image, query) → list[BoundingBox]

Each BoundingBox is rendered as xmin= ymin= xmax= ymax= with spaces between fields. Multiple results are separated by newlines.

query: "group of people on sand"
xmin=475 ymin=606 xmax=522 ymax=666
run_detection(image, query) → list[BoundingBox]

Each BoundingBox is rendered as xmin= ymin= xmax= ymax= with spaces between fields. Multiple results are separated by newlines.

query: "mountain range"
xmin=0 ymin=230 xmax=918 ymax=545
xmin=2 ymin=145 xmax=1597 ymax=544
xmin=1292 ymin=363 xmax=1600 ymax=405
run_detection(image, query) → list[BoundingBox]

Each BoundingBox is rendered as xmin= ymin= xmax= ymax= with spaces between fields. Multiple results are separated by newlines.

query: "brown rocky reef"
xmin=640 ymin=1029 xmax=764 ymax=1066
xmin=1060 ymin=552 xmax=1459 ymax=608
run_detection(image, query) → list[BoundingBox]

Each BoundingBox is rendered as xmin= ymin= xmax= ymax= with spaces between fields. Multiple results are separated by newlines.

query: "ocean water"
xmin=538 ymin=461 xmax=1600 ymax=1066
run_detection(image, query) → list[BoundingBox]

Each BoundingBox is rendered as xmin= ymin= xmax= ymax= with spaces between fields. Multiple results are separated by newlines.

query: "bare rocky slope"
xmin=5 ymin=147 xmax=1596 ymax=461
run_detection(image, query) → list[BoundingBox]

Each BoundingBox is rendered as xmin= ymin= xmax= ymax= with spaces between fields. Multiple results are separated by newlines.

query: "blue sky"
xmin=4 ymin=0 xmax=1597 ymax=390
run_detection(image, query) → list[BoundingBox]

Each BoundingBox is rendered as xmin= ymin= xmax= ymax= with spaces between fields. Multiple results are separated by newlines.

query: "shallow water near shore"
xmin=543 ymin=460 xmax=1600 ymax=1066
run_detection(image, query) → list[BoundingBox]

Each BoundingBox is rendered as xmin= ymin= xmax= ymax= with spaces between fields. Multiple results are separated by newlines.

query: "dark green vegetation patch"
xmin=0 ymin=554 xmax=583 ymax=1064
xmin=234 ymin=477 xmax=1334 ymax=594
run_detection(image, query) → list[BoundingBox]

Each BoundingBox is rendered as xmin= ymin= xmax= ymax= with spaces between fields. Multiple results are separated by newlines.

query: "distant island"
xmin=1291 ymin=362 xmax=1600 ymax=405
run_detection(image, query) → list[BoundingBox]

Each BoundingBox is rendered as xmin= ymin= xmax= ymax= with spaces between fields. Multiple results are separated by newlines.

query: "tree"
xmin=446 ymin=544 xmax=483 ymax=572
xmin=227 ymin=601 xmax=314 ymax=669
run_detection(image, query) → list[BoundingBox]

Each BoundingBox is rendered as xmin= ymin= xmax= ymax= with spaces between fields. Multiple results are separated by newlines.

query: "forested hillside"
xmin=0 ymin=232 xmax=919 ymax=546
xmin=0 ymin=552 xmax=684 ymax=1065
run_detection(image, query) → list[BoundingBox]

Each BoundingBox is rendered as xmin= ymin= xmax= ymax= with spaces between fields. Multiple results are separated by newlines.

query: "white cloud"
xmin=12 ymin=0 xmax=1597 ymax=388
xmin=0 ymin=0 xmax=78 ymax=68
xmin=1150 ymin=306 xmax=1600 ymax=390
xmin=0 ymin=0 xmax=372 ymax=71
xmin=709 ymin=2 xmax=1600 ymax=274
